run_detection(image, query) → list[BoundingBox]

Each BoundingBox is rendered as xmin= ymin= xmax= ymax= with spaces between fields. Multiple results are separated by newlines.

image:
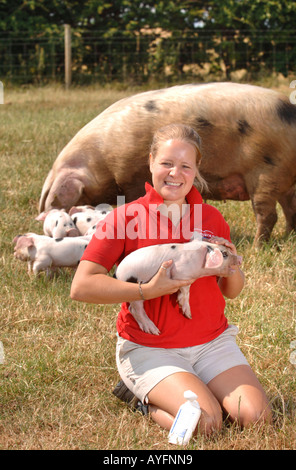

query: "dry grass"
xmin=0 ymin=81 xmax=295 ymax=450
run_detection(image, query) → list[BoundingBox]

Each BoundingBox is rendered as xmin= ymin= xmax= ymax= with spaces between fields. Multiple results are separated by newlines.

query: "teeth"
xmin=165 ymin=182 xmax=182 ymax=186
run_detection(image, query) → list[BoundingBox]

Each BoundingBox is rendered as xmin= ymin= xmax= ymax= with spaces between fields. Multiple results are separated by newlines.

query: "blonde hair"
xmin=150 ymin=123 xmax=208 ymax=192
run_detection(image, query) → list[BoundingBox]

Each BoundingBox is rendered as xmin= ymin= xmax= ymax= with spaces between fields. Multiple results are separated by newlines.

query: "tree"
xmin=197 ymin=0 xmax=296 ymax=77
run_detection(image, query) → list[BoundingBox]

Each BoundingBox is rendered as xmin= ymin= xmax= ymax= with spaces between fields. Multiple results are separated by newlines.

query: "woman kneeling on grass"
xmin=70 ymin=123 xmax=272 ymax=435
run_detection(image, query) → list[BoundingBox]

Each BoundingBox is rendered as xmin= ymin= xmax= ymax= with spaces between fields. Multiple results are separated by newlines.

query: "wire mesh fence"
xmin=1 ymin=27 xmax=295 ymax=85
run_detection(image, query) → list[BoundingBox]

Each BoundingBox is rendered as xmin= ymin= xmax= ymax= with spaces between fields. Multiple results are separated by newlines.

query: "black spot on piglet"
xmin=126 ymin=276 xmax=138 ymax=283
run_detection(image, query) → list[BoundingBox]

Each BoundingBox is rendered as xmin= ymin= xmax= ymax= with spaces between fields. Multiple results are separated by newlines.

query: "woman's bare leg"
xmin=147 ymin=371 xmax=223 ymax=435
xmin=147 ymin=366 xmax=272 ymax=434
xmin=207 ymin=365 xmax=272 ymax=426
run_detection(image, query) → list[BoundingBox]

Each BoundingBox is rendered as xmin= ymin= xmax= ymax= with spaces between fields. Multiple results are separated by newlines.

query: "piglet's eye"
xmin=222 ymin=251 xmax=228 ymax=258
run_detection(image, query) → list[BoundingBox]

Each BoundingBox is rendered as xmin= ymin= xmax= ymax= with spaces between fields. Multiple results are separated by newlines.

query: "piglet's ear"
xmin=13 ymin=235 xmax=21 ymax=245
xmin=14 ymin=236 xmax=35 ymax=249
xmin=205 ymin=248 xmax=223 ymax=269
xmin=69 ymin=207 xmax=80 ymax=215
xmin=35 ymin=212 xmax=48 ymax=221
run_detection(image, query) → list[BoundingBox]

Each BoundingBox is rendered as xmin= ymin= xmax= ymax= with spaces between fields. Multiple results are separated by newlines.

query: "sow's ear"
xmin=204 ymin=248 xmax=223 ymax=268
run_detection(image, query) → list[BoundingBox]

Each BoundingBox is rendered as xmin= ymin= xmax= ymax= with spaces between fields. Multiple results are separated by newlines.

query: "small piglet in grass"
xmin=69 ymin=205 xmax=112 ymax=235
xmin=115 ymin=238 xmax=242 ymax=335
xmin=36 ymin=208 xmax=80 ymax=238
xmin=13 ymin=233 xmax=90 ymax=275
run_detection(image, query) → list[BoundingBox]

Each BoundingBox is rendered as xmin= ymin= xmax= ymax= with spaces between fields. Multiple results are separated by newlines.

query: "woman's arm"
xmin=70 ymin=259 xmax=195 ymax=305
xmin=218 ymin=265 xmax=245 ymax=299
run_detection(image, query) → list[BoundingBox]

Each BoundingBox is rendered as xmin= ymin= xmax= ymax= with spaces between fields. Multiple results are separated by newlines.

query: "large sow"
xmin=39 ymin=82 xmax=296 ymax=244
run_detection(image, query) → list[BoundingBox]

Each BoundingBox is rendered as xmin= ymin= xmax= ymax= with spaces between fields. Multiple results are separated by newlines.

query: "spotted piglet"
xmin=13 ymin=233 xmax=90 ymax=275
xmin=69 ymin=205 xmax=112 ymax=235
xmin=36 ymin=209 xmax=80 ymax=238
xmin=115 ymin=239 xmax=242 ymax=335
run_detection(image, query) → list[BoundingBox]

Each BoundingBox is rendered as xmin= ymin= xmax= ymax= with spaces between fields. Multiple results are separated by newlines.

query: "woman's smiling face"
xmin=149 ymin=139 xmax=198 ymax=207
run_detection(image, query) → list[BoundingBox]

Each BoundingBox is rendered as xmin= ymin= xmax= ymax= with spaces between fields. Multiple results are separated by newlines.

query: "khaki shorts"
xmin=116 ymin=325 xmax=249 ymax=404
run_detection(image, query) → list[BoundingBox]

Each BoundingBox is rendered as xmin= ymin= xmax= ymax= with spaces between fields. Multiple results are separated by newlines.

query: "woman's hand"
xmin=209 ymin=236 xmax=237 ymax=256
xmin=141 ymin=260 xmax=195 ymax=301
xmin=208 ymin=236 xmax=245 ymax=298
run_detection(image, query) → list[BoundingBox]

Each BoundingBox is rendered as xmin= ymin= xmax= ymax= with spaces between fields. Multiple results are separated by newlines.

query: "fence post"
xmin=0 ymin=81 xmax=3 ymax=104
xmin=64 ymin=24 xmax=72 ymax=89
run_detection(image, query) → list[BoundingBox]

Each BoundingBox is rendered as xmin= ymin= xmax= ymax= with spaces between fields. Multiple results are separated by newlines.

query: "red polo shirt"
xmin=81 ymin=183 xmax=230 ymax=347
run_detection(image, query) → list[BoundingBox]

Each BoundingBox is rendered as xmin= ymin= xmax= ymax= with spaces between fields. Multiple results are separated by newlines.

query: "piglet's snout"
xmin=236 ymin=255 xmax=243 ymax=265
xmin=227 ymin=252 xmax=243 ymax=266
xmin=222 ymin=252 xmax=243 ymax=278
xmin=66 ymin=228 xmax=80 ymax=237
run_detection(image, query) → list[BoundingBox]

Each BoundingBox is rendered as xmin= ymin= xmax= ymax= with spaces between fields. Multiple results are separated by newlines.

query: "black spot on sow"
xmin=237 ymin=119 xmax=252 ymax=136
xmin=144 ymin=100 xmax=158 ymax=112
xmin=263 ymin=155 xmax=275 ymax=166
xmin=276 ymin=100 xmax=296 ymax=125
xmin=196 ymin=117 xmax=213 ymax=129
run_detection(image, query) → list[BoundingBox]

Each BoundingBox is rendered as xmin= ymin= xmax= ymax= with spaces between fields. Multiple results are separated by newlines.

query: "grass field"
xmin=0 ymin=80 xmax=295 ymax=450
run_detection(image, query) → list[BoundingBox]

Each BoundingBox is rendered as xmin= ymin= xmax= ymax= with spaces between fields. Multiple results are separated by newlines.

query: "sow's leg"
xmin=251 ymin=196 xmax=278 ymax=245
xmin=278 ymin=186 xmax=296 ymax=235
